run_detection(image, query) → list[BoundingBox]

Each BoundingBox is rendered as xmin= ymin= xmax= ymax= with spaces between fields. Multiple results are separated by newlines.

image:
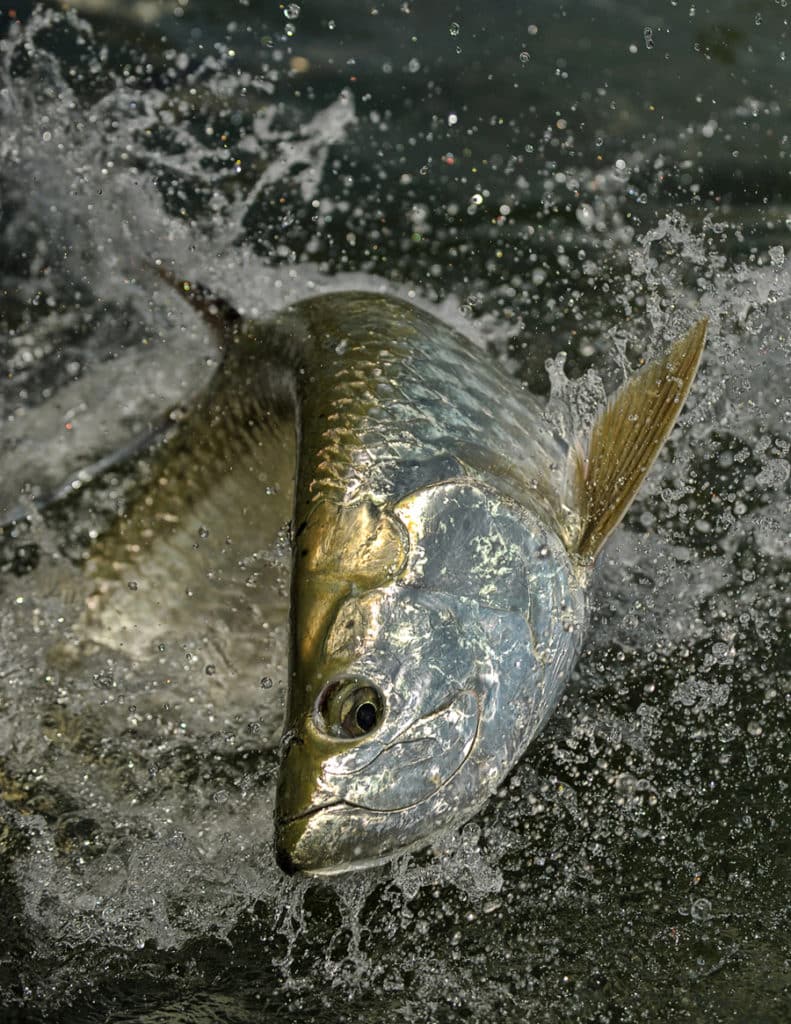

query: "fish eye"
xmin=316 ymin=678 xmax=384 ymax=739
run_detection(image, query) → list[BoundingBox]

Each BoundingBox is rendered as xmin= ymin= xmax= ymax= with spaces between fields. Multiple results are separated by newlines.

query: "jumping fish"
xmin=50 ymin=274 xmax=707 ymax=876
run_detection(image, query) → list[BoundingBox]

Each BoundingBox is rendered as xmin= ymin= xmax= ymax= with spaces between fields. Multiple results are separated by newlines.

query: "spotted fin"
xmin=570 ymin=318 xmax=708 ymax=560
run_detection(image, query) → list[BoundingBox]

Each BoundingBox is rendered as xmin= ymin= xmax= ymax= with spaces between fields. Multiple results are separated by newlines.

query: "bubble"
xmin=449 ymin=21 xmax=460 ymax=36
xmin=127 ymin=580 xmax=138 ymax=591
xmin=519 ymin=51 xmax=530 ymax=63
xmin=284 ymin=3 xmax=300 ymax=18
xmin=260 ymin=676 xmax=274 ymax=689
xmin=576 ymin=203 xmax=595 ymax=228
xmin=690 ymin=898 xmax=712 ymax=922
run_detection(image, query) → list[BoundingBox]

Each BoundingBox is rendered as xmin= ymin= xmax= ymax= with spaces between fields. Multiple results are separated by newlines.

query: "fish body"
xmin=43 ymin=277 xmax=706 ymax=876
xmin=249 ymin=290 xmax=703 ymax=875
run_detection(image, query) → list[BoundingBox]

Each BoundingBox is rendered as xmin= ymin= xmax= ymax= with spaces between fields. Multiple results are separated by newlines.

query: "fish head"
xmin=275 ymin=486 xmax=586 ymax=875
xmin=275 ymin=580 xmax=490 ymax=875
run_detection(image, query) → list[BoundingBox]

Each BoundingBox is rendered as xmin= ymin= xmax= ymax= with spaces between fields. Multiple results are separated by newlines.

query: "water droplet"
xmin=93 ymin=670 xmax=114 ymax=689
xmin=198 ymin=525 xmax=209 ymax=539
xmin=260 ymin=676 xmax=274 ymax=689
xmin=576 ymin=203 xmax=595 ymax=228
xmin=690 ymin=898 xmax=712 ymax=921
xmin=205 ymin=664 xmax=216 ymax=676
xmin=127 ymin=580 xmax=138 ymax=591
xmin=213 ymin=789 xmax=229 ymax=804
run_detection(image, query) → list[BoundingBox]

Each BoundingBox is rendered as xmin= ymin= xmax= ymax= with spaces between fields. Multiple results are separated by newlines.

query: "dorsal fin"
xmin=570 ymin=318 xmax=708 ymax=561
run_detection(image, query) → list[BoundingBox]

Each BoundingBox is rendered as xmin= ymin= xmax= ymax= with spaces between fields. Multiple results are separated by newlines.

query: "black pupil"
xmin=355 ymin=701 xmax=377 ymax=733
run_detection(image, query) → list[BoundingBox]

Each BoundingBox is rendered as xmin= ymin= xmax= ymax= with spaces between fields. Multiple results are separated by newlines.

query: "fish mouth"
xmin=274 ymin=800 xmax=348 ymax=875
xmin=274 ymin=798 xmax=469 ymax=877
xmin=274 ymin=801 xmax=396 ymax=876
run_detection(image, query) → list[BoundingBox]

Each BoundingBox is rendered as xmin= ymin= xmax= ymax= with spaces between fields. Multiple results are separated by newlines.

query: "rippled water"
xmin=1 ymin=3 xmax=789 ymax=1021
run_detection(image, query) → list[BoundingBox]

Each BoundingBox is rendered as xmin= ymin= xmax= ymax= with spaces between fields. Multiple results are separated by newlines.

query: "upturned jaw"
xmin=274 ymin=802 xmax=372 ymax=876
xmin=274 ymin=807 xmax=334 ymax=875
xmin=274 ymin=801 xmax=430 ymax=876
xmin=274 ymin=734 xmax=430 ymax=876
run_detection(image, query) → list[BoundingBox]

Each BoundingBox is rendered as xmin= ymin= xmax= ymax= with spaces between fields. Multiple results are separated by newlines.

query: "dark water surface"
xmin=0 ymin=2 xmax=789 ymax=1021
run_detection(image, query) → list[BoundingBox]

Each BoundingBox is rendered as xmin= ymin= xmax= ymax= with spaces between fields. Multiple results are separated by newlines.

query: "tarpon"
xmin=39 ymin=273 xmax=707 ymax=875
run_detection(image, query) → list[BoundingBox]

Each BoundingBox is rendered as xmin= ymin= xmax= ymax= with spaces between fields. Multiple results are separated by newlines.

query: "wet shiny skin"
xmin=273 ymin=293 xmax=587 ymax=873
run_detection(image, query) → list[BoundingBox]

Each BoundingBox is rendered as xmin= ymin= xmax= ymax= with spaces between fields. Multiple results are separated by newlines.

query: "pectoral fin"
xmin=571 ymin=318 xmax=708 ymax=560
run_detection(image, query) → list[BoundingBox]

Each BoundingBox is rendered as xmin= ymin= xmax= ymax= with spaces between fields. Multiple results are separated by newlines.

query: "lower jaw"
xmin=274 ymin=822 xmax=404 ymax=876
xmin=276 ymin=825 xmax=445 ymax=877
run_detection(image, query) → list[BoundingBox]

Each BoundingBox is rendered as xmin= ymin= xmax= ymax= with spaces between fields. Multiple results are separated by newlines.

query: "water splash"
xmin=0 ymin=5 xmax=789 ymax=1019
